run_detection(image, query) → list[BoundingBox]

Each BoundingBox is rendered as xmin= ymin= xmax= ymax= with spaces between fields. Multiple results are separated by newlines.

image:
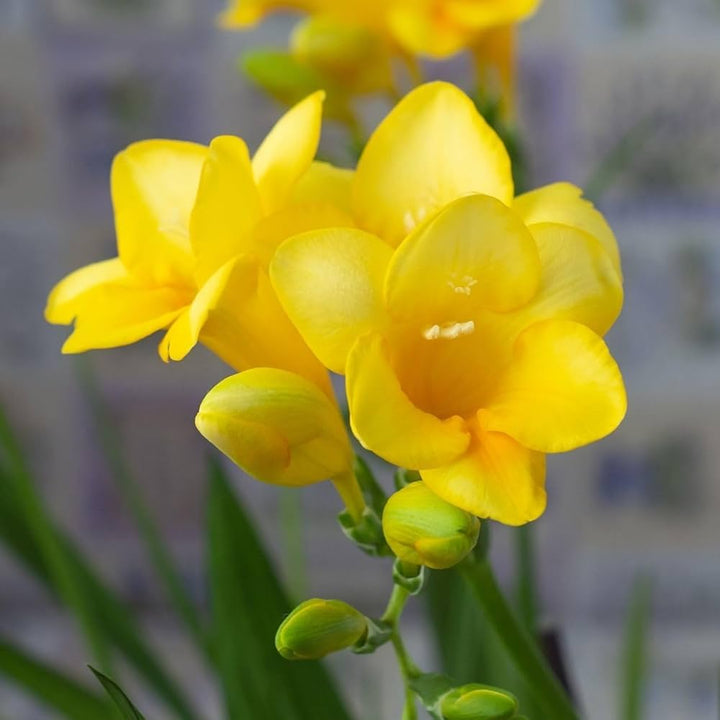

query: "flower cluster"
xmin=223 ymin=0 xmax=541 ymax=121
xmin=47 ymin=81 xmax=625 ymax=535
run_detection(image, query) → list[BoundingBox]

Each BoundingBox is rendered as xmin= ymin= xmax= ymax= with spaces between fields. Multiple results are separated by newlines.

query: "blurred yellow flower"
xmin=271 ymin=82 xmax=626 ymax=526
xmin=46 ymin=92 xmax=349 ymax=392
xmin=222 ymin=0 xmax=541 ymax=113
xmin=196 ymin=368 xmax=364 ymax=519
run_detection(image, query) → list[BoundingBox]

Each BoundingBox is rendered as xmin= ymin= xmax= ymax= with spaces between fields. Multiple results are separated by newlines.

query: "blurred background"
xmin=1 ymin=0 xmax=720 ymax=718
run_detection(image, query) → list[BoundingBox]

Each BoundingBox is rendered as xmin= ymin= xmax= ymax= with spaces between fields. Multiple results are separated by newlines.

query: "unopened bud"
xmin=196 ymin=368 xmax=352 ymax=487
xmin=382 ymin=482 xmax=480 ymax=569
xmin=441 ymin=684 xmax=519 ymax=720
xmin=275 ymin=599 xmax=368 ymax=660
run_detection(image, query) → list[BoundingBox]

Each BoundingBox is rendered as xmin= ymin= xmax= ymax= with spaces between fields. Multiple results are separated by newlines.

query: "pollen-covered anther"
xmin=422 ymin=320 xmax=475 ymax=341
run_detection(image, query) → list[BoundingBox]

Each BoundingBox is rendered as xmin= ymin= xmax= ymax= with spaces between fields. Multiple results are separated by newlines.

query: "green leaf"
xmin=91 ymin=667 xmax=146 ymax=720
xmin=0 ymin=404 xmax=112 ymax=669
xmin=459 ymin=557 xmax=579 ymax=720
xmin=514 ymin=525 xmax=539 ymax=639
xmin=206 ymin=455 xmax=354 ymax=720
xmin=619 ymin=575 xmax=652 ymax=720
xmin=0 ymin=636 xmax=114 ymax=720
xmin=0 ymin=406 xmax=199 ymax=720
xmin=77 ymin=360 xmax=211 ymax=661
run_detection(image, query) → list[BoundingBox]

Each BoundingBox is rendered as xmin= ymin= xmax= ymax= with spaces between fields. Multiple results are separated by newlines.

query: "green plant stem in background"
xmin=381 ymin=585 xmax=421 ymax=720
xmin=583 ymin=116 xmax=655 ymax=203
xmin=76 ymin=359 xmax=212 ymax=663
xmin=279 ymin=487 xmax=309 ymax=601
xmin=459 ymin=556 xmax=579 ymax=720
xmin=619 ymin=575 xmax=652 ymax=720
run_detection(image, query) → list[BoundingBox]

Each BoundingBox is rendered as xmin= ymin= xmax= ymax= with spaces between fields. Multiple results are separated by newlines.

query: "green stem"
xmin=382 ymin=585 xmax=420 ymax=720
xmin=460 ymin=556 xmax=579 ymax=720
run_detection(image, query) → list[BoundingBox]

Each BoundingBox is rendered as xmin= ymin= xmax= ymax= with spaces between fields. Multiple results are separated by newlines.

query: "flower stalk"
xmin=381 ymin=584 xmax=421 ymax=720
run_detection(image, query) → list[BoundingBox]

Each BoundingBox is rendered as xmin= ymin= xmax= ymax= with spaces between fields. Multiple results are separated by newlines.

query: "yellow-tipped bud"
xmin=290 ymin=16 xmax=393 ymax=94
xmin=382 ymin=482 xmax=480 ymax=570
xmin=275 ymin=599 xmax=368 ymax=660
xmin=196 ymin=368 xmax=353 ymax=487
xmin=440 ymin=684 xmax=519 ymax=720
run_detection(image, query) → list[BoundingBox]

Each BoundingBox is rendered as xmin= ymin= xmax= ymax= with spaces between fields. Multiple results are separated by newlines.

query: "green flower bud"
xmin=441 ymin=684 xmax=519 ymax=720
xmin=382 ymin=482 xmax=480 ymax=570
xmin=275 ymin=599 xmax=368 ymax=660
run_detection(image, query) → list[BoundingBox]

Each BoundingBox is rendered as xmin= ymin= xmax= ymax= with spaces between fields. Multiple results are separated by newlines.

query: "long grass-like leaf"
xmin=91 ymin=667 xmax=147 ymax=720
xmin=0 ymin=405 xmax=199 ymax=720
xmin=0 ymin=405 xmax=112 ymax=669
xmin=206 ymin=455 xmax=354 ymax=720
xmin=0 ymin=636 xmax=114 ymax=720
xmin=460 ymin=556 xmax=579 ymax=720
xmin=619 ymin=575 xmax=652 ymax=720
xmin=77 ymin=360 xmax=211 ymax=660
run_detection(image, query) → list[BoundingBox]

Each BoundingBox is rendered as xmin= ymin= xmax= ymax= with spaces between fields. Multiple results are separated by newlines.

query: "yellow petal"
xmin=385 ymin=194 xmax=540 ymax=327
xmin=162 ymin=256 xmax=332 ymax=393
xmin=508 ymin=222 xmax=623 ymax=337
xmin=45 ymin=258 xmax=127 ymax=325
xmin=346 ymin=333 xmax=470 ymax=469
xmin=514 ymin=183 xmax=622 ymax=279
xmin=219 ymin=0 xmax=318 ymax=27
xmin=354 ymin=81 xmax=513 ymax=245
xmin=483 ymin=320 xmax=627 ymax=453
xmin=422 ymin=426 xmax=546 ymax=526
xmin=190 ymin=135 xmax=263 ymax=285
xmin=290 ymin=161 xmax=354 ymax=214
xmin=250 ymin=202 xmax=354 ymax=268
xmin=112 ymin=140 xmax=207 ymax=284
xmin=252 ymin=91 xmax=324 ymax=214
xmin=388 ymin=2 xmax=475 ymax=58
xmin=271 ymin=228 xmax=392 ymax=374
xmin=445 ymin=0 xmax=541 ymax=28
xmin=60 ymin=279 xmax=190 ymax=353
xmin=196 ymin=368 xmax=352 ymax=486
xmin=159 ymin=256 xmax=258 ymax=363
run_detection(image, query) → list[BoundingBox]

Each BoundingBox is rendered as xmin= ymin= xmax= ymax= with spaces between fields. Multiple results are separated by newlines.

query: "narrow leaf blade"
xmin=0 ymin=636 xmax=113 ymax=720
xmin=206 ymin=456 xmax=354 ymax=720
xmin=91 ymin=667 xmax=146 ymax=720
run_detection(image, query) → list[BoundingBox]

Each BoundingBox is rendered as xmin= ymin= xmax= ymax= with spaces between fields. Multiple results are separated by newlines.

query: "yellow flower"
xmin=196 ymin=368 xmax=365 ymax=520
xmin=46 ymin=93 xmax=349 ymax=392
xmin=387 ymin=0 xmax=540 ymax=59
xmin=270 ymin=82 xmax=626 ymax=526
xmin=219 ymin=0 xmax=321 ymax=28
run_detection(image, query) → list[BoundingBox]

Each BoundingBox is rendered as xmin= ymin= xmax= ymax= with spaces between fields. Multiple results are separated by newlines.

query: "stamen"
xmin=422 ymin=320 xmax=475 ymax=340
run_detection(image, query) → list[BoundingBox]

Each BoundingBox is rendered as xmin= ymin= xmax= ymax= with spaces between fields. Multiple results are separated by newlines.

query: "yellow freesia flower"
xmin=196 ymin=368 xmax=364 ymax=521
xmin=270 ymin=82 xmax=626 ymax=526
xmin=46 ymin=92 xmax=350 ymax=392
xmin=221 ymin=0 xmax=538 ymax=57
xmin=222 ymin=0 xmax=540 ymax=113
